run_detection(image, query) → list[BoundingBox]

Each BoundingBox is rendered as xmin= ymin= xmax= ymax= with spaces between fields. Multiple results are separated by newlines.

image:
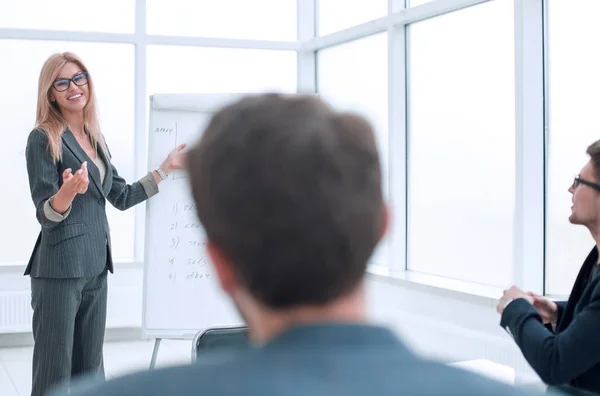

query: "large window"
xmin=0 ymin=3 xmax=298 ymax=267
xmin=146 ymin=46 xmax=297 ymax=155
xmin=0 ymin=0 xmax=134 ymax=33
xmin=317 ymin=33 xmax=388 ymax=266
xmin=0 ymin=40 xmax=135 ymax=264
xmin=318 ymin=0 xmax=388 ymax=36
xmin=407 ymin=1 xmax=515 ymax=287
xmin=147 ymin=0 xmax=297 ymax=40
xmin=2 ymin=0 xmax=571 ymax=301
xmin=147 ymin=46 xmax=297 ymax=95
xmin=545 ymin=1 xmax=600 ymax=296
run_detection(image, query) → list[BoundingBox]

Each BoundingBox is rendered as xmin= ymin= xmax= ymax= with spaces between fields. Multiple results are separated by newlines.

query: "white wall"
xmin=0 ymin=266 xmax=143 ymax=334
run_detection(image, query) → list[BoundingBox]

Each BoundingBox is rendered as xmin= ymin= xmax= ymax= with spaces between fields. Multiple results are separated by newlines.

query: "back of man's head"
xmin=187 ymin=93 xmax=384 ymax=309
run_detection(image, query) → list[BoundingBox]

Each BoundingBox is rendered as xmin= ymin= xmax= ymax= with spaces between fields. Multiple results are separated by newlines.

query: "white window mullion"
xmin=134 ymin=0 xmax=148 ymax=264
xmin=297 ymin=0 xmax=317 ymax=93
xmin=512 ymin=0 xmax=545 ymax=294
xmin=0 ymin=28 xmax=135 ymax=43
xmin=387 ymin=0 xmax=407 ymax=271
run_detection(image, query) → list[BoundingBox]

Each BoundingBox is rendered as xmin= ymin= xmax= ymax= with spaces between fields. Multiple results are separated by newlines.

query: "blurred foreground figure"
xmin=64 ymin=93 xmax=545 ymax=396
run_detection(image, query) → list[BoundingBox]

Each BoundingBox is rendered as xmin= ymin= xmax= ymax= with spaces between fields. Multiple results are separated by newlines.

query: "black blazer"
xmin=501 ymin=247 xmax=600 ymax=393
xmin=25 ymin=128 xmax=151 ymax=278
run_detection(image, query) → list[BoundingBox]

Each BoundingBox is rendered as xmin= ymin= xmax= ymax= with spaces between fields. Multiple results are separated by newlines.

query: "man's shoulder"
xmin=412 ymin=361 xmax=539 ymax=395
xmin=65 ymin=349 xmax=261 ymax=396
xmin=64 ymin=349 xmax=544 ymax=396
xmin=66 ymin=361 xmax=230 ymax=396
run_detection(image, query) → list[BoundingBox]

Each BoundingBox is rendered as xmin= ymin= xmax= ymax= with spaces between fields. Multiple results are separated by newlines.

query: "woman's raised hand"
xmin=61 ymin=161 xmax=89 ymax=196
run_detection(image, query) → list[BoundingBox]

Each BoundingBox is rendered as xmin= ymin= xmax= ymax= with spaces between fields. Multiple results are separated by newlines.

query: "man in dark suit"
xmin=67 ymin=94 xmax=542 ymax=396
xmin=498 ymin=140 xmax=600 ymax=395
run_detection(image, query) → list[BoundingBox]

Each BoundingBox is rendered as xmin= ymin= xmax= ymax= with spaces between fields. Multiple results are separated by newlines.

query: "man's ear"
xmin=205 ymin=240 xmax=237 ymax=296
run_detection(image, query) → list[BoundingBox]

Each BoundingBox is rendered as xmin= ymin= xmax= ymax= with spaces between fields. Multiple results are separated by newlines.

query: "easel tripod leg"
xmin=150 ymin=338 xmax=161 ymax=369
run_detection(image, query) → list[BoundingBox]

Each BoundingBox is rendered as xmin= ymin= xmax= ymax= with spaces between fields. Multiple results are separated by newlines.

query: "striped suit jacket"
xmin=25 ymin=128 xmax=154 ymax=278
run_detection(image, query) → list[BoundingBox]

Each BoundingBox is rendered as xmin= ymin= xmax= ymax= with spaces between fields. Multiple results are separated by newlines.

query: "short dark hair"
xmin=587 ymin=140 xmax=600 ymax=182
xmin=187 ymin=93 xmax=384 ymax=309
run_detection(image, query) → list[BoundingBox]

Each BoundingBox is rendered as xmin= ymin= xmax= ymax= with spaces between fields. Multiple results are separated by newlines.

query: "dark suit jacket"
xmin=25 ymin=128 xmax=151 ymax=278
xmin=501 ymin=247 xmax=600 ymax=393
xmin=64 ymin=323 xmax=541 ymax=396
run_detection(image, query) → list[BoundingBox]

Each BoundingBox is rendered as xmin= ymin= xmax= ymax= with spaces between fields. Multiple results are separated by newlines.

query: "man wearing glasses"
xmin=497 ymin=140 xmax=600 ymax=395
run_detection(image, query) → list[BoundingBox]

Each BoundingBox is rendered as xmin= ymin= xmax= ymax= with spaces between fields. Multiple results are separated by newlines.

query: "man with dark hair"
xmin=498 ymin=140 xmax=600 ymax=394
xmin=68 ymin=94 xmax=540 ymax=395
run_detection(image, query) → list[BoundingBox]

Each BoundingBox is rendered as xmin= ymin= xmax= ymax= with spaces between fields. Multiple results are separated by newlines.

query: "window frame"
xmin=309 ymin=0 xmax=547 ymax=298
xmin=1 ymin=0 xmax=556 ymax=301
xmin=0 ymin=0 xmax=302 ymax=268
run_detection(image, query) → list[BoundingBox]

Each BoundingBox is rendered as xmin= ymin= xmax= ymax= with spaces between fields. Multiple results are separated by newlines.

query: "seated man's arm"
xmin=501 ymin=289 xmax=600 ymax=386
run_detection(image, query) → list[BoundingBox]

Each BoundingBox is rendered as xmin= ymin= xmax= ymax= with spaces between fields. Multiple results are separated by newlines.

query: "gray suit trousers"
xmin=30 ymin=268 xmax=108 ymax=396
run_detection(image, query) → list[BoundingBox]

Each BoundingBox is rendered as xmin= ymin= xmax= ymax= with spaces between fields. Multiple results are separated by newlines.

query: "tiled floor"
xmin=0 ymin=339 xmax=191 ymax=396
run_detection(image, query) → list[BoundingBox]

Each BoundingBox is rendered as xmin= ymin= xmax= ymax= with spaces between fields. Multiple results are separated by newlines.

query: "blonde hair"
xmin=35 ymin=52 xmax=106 ymax=162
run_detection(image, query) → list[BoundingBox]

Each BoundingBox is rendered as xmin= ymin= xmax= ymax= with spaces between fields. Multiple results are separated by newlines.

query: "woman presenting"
xmin=25 ymin=52 xmax=185 ymax=396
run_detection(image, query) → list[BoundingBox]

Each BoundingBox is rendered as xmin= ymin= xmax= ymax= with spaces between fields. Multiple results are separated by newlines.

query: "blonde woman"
xmin=25 ymin=52 xmax=185 ymax=396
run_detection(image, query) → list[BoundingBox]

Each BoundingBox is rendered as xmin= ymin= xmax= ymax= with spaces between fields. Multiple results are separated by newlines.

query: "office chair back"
xmin=191 ymin=325 xmax=249 ymax=363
